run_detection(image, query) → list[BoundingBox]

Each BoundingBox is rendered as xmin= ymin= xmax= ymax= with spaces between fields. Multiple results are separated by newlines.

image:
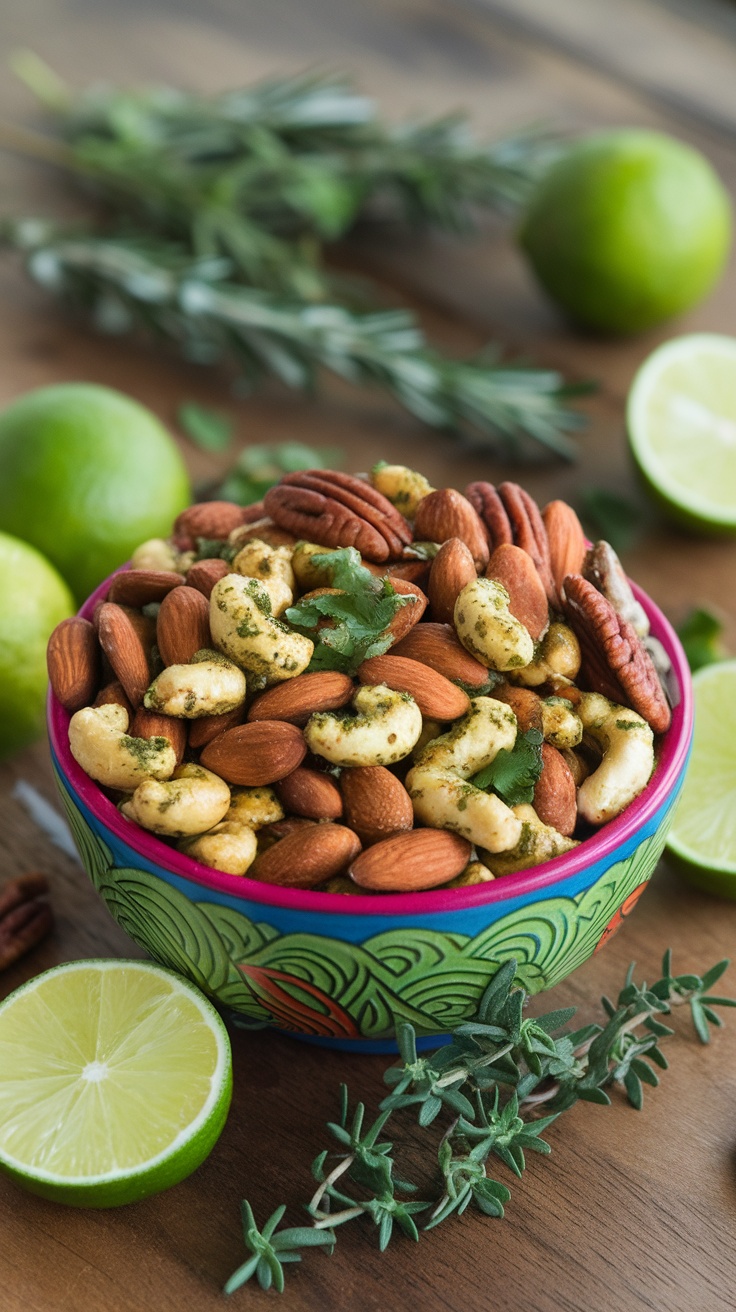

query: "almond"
xmin=379 ymin=559 xmax=431 ymax=587
xmin=251 ymin=823 xmax=361 ymax=888
xmin=200 ymin=720 xmax=306 ymax=785
xmin=96 ymin=603 xmax=152 ymax=708
xmin=185 ymin=558 xmax=231 ymax=599
xmin=94 ymin=680 xmax=133 ymax=719
xmin=107 ymin=570 xmax=185 ymax=608
xmin=385 ymin=578 xmax=428 ymax=642
xmin=349 ymin=828 xmax=471 ymax=891
xmin=533 ymin=743 xmax=577 ymax=837
xmin=188 ymin=704 xmax=246 ymax=749
xmin=276 ymin=767 xmax=343 ymax=820
xmin=485 ymin=543 xmax=549 ymax=641
xmin=492 ymin=683 xmax=543 ymax=733
xmin=259 ymin=816 xmax=317 ymax=849
xmin=390 ymin=622 xmax=488 ymax=688
xmin=173 ymin=501 xmax=251 ymax=550
xmin=543 ymin=500 xmax=587 ymax=599
xmin=247 ymin=671 xmax=354 ymax=726
xmin=46 ymin=617 xmax=101 ymax=712
xmin=157 ymin=586 xmax=211 ymax=666
xmin=413 ymin=489 xmax=490 ymax=570
xmin=340 ymin=766 xmax=414 ymax=846
xmin=428 ymin=538 xmax=477 ymax=625
xmin=357 ymin=655 xmax=470 ymax=721
xmin=130 ymin=708 xmax=187 ymax=763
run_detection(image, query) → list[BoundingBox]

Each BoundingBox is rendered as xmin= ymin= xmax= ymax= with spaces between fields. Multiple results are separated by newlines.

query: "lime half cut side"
xmin=627 ymin=333 xmax=736 ymax=533
xmin=0 ymin=960 xmax=232 ymax=1207
xmin=667 ymin=661 xmax=736 ymax=896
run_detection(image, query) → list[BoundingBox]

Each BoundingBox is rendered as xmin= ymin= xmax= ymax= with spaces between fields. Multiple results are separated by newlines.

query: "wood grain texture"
xmin=1 ymin=2 xmax=736 ymax=1309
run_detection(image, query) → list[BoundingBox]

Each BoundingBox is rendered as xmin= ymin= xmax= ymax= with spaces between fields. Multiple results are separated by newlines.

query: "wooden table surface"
xmin=2 ymin=2 xmax=736 ymax=1309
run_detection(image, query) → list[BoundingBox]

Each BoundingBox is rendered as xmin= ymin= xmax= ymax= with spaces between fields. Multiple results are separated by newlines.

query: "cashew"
xmin=575 ymin=693 xmax=655 ymax=825
xmin=121 ymin=763 xmax=231 ymax=837
xmin=510 ymin=622 xmax=581 ymax=688
xmin=227 ymin=787 xmax=284 ymax=829
xmin=210 ymin=573 xmax=313 ymax=684
xmin=291 ymin=542 xmax=334 ymax=593
xmin=541 ymin=697 xmax=583 ymax=748
xmin=305 ymin=684 xmax=422 ymax=767
xmin=144 ymin=650 xmax=246 ymax=718
xmin=412 ymin=717 xmax=444 ymax=760
xmin=454 ymin=578 xmax=534 ymax=672
xmin=130 ymin=537 xmax=179 ymax=572
xmin=179 ymin=821 xmax=258 ymax=875
xmin=481 ymin=803 xmax=577 ymax=876
xmin=232 ymin=539 xmax=295 ymax=615
xmin=371 ymin=463 xmax=435 ymax=518
xmin=446 ymin=861 xmax=496 ymax=887
xmin=68 ymin=704 xmax=177 ymax=791
xmin=405 ymin=697 xmax=522 ymax=853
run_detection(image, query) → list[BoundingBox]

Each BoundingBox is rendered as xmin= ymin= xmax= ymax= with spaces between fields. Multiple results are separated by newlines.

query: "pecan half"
xmin=466 ymin=481 xmax=555 ymax=603
xmin=465 ymin=482 xmax=512 ymax=548
xmin=562 ymin=574 xmax=671 ymax=733
xmin=0 ymin=874 xmax=53 ymax=971
xmin=264 ymin=470 xmax=411 ymax=562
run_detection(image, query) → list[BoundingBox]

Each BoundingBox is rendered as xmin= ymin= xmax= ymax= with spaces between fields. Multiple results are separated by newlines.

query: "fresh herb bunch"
xmin=226 ymin=951 xmax=734 ymax=1293
xmin=286 ymin=547 xmax=410 ymax=674
xmin=1 ymin=220 xmax=585 ymax=458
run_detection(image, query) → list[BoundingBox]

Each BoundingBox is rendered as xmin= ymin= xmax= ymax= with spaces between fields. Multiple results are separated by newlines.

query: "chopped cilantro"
xmin=285 ymin=547 xmax=410 ymax=675
xmin=195 ymin=538 xmax=239 ymax=562
xmin=470 ymin=728 xmax=544 ymax=806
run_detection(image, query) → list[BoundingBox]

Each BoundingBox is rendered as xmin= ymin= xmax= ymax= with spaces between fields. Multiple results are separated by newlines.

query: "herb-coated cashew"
xmin=179 ymin=821 xmax=258 ymax=875
xmin=405 ymin=697 xmax=522 ymax=853
xmin=68 ymin=703 xmax=177 ymax=791
xmin=121 ymin=763 xmax=231 ymax=837
xmin=210 ymin=573 xmax=314 ymax=684
xmin=144 ymin=650 xmax=246 ymax=718
xmin=446 ymin=860 xmax=496 ymax=887
xmin=290 ymin=542 xmax=334 ymax=593
xmin=232 ymin=539 xmax=295 ymax=615
xmin=305 ymin=684 xmax=422 ymax=767
xmin=454 ymin=578 xmax=534 ymax=672
xmin=227 ymin=787 xmax=284 ymax=829
xmin=371 ymin=463 xmax=435 ymax=518
xmin=131 ymin=537 xmax=180 ymax=572
xmin=510 ymin=622 xmax=581 ymax=688
xmin=541 ymin=697 xmax=583 ymax=748
xmin=575 ymin=692 xmax=655 ymax=825
xmin=481 ymin=803 xmax=577 ymax=876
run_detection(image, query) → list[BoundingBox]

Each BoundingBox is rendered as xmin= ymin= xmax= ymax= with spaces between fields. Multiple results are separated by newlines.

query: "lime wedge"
xmin=627 ymin=333 xmax=736 ymax=533
xmin=667 ymin=660 xmax=736 ymax=895
xmin=0 ymin=960 xmax=232 ymax=1207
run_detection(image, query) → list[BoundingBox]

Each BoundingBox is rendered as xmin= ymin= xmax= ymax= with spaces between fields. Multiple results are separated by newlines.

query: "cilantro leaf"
xmin=470 ymin=728 xmax=543 ymax=806
xmin=577 ymin=487 xmax=644 ymax=554
xmin=285 ymin=547 xmax=409 ymax=675
xmin=178 ymin=402 xmax=233 ymax=451
xmin=676 ymin=607 xmax=727 ymax=673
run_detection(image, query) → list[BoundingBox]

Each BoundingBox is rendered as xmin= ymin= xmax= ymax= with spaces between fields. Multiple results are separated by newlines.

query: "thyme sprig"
xmin=1 ymin=220 xmax=585 ymax=458
xmin=225 ymin=951 xmax=734 ymax=1294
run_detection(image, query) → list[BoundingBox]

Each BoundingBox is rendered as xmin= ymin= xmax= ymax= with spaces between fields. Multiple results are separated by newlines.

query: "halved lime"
xmin=667 ymin=660 xmax=736 ymax=896
xmin=0 ymin=960 xmax=232 ymax=1207
xmin=627 ymin=333 xmax=736 ymax=534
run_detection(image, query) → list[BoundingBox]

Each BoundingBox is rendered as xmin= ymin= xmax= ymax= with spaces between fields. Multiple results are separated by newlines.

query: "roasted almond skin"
xmin=247 ymin=671 xmax=354 ymax=725
xmin=413 ymin=489 xmax=490 ymax=571
xmin=201 ymin=720 xmax=306 ymax=785
xmin=340 ymin=766 xmax=414 ymax=846
xmin=492 ymin=684 xmax=543 ymax=733
xmin=428 ymin=538 xmax=477 ymax=626
xmin=107 ymin=570 xmax=185 ymax=608
xmin=130 ymin=707 xmax=187 ymax=763
xmin=251 ymin=823 xmax=361 ymax=888
xmin=276 ymin=767 xmax=343 ymax=820
xmin=349 ymin=828 xmax=471 ymax=891
xmin=543 ymin=500 xmax=587 ymax=599
xmin=385 ymin=578 xmax=428 ymax=642
xmin=96 ymin=603 xmax=152 ymax=708
xmin=47 ymin=617 xmax=101 ymax=712
xmin=485 ymin=543 xmax=549 ymax=641
xmin=390 ymin=622 xmax=488 ymax=688
xmin=93 ymin=680 xmax=134 ymax=719
xmin=357 ymin=654 xmax=470 ymax=721
xmin=157 ymin=586 xmax=211 ymax=666
xmin=186 ymin=558 xmax=231 ymax=599
xmin=188 ymin=704 xmax=246 ymax=749
xmin=533 ymin=743 xmax=577 ymax=837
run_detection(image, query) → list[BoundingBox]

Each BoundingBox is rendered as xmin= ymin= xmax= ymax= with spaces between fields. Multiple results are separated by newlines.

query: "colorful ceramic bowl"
xmin=48 ymin=571 xmax=693 ymax=1052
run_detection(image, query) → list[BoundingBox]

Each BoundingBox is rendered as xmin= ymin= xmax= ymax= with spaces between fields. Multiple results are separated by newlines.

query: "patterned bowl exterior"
xmin=49 ymin=574 xmax=693 ymax=1052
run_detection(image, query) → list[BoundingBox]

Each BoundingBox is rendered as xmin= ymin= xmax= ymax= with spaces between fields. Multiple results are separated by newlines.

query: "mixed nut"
xmin=47 ymin=465 xmax=673 ymax=894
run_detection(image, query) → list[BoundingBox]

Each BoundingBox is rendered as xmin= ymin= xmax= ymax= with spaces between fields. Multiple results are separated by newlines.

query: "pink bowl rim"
xmin=49 ymin=568 xmax=693 ymax=917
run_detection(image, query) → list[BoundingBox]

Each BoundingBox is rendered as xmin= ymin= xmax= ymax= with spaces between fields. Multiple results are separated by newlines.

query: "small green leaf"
xmin=178 ymin=401 xmax=233 ymax=451
xmin=676 ymin=608 xmax=727 ymax=673
xmin=470 ymin=728 xmax=543 ymax=805
xmin=578 ymin=487 xmax=644 ymax=554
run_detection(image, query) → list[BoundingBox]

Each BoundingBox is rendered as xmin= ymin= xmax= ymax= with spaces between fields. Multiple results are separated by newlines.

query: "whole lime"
xmin=0 ymin=384 xmax=191 ymax=602
xmin=519 ymin=130 xmax=732 ymax=335
xmin=0 ymin=531 xmax=74 ymax=758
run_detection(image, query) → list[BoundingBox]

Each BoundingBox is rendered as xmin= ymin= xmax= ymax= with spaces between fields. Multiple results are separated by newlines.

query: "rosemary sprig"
xmin=1 ymin=220 xmax=584 ymax=458
xmin=225 ymin=951 xmax=734 ymax=1294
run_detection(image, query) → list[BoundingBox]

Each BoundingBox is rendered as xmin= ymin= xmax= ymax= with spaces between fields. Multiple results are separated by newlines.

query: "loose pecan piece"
xmin=0 ymin=874 xmax=53 ymax=971
xmin=562 ymin=574 xmax=671 ymax=734
xmin=264 ymin=470 xmax=411 ymax=562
